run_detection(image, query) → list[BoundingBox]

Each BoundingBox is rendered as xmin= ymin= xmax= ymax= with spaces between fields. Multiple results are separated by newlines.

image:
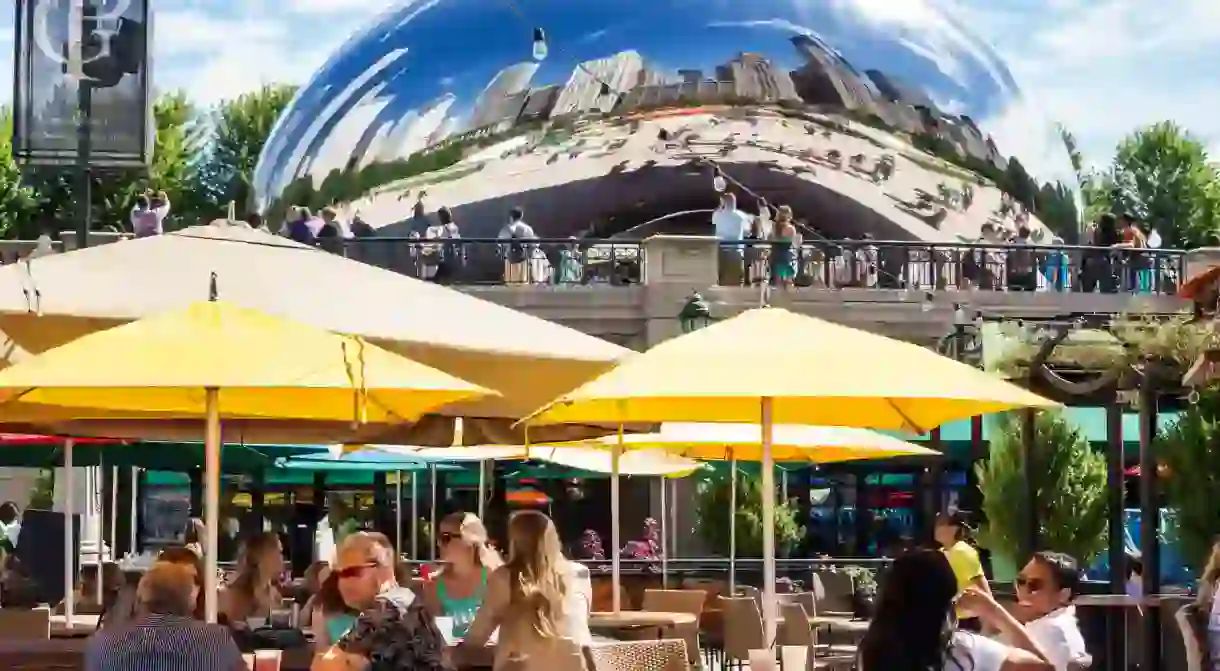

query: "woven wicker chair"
xmin=586 ymin=639 xmax=689 ymax=671
xmin=720 ymin=596 xmax=765 ymax=670
xmin=1177 ymin=604 xmax=1207 ymax=671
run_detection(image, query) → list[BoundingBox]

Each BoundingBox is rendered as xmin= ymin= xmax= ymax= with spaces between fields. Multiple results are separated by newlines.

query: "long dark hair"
xmin=230 ymin=531 xmax=281 ymax=600
xmin=314 ymin=572 xmax=358 ymax=617
xmin=859 ymin=550 xmax=964 ymax=671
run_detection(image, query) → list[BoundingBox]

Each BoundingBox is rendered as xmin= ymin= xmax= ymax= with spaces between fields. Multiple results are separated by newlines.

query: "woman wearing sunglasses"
xmin=422 ymin=512 xmax=503 ymax=639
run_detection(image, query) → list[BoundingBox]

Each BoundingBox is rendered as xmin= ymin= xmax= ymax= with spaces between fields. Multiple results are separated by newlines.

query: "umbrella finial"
xmin=208 ymin=272 xmax=219 ymax=301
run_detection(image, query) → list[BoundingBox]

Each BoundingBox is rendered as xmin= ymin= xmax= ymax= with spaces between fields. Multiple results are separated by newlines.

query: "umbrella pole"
xmin=96 ymin=463 xmax=105 ymax=606
xmin=411 ymin=473 xmax=418 ymax=560
xmin=660 ymin=475 xmax=668 ymax=589
xmin=203 ymin=388 xmax=222 ymax=623
xmin=477 ymin=460 xmax=486 ymax=520
xmin=395 ymin=472 xmax=403 ymax=558
xmin=429 ymin=464 xmax=438 ymax=561
xmin=109 ymin=465 xmax=118 ymax=561
xmin=612 ymin=427 xmax=622 ymax=613
xmin=668 ymin=478 xmax=677 ymax=572
xmin=129 ymin=467 xmax=138 ymax=555
xmin=760 ymin=397 xmax=777 ymax=646
xmin=64 ymin=439 xmax=75 ymax=630
xmin=729 ymin=458 xmax=737 ymax=594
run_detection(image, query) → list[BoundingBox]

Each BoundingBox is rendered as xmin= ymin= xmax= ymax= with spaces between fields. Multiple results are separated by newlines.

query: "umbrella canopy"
xmin=0 ymin=224 xmax=629 ymax=443
xmin=364 ymin=444 xmax=703 ymax=477
xmin=0 ymin=300 xmax=491 ymax=434
xmin=0 ymin=433 xmax=120 ymax=445
xmin=277 ymin=450 xmax=461 ymax=473
xmin=525 ymin=307 xmax=1058 ymax=432
xmin=546 ymin=423 xmax=938 ymax=462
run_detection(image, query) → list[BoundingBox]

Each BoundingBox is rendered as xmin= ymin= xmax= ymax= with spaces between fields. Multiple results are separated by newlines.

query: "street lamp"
xmin=679 ymin=292 xmax=713 ymax=333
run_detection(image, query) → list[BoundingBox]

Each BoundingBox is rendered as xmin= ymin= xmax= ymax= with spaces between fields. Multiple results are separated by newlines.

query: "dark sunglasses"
xmin=1015 ymin=576 xmax=1045 ymax=592
xmin=335 ymin=562 xmax=377 ymax=580
xmin=438 ymin=531 xmax=459 ymax=545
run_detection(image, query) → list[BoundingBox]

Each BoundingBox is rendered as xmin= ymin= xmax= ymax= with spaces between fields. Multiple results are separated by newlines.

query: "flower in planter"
xmin=579 ymin=529 xmax=605 ymax=561
xmin=620 ymin=518 xmax=664 ymax=572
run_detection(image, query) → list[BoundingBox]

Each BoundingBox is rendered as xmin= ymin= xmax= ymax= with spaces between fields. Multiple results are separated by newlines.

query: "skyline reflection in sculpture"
xmin=253 ymin=0 xmax=1077 ymax=244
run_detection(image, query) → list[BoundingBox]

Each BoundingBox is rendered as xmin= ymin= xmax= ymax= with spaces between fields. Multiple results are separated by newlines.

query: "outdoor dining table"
xmin=588 ymin=610 xmax=697 ymax=640
xmin=808 ymin=614 xmax=870 ymax=639
xmin=49 ymin=614 xmax=100 ymax=638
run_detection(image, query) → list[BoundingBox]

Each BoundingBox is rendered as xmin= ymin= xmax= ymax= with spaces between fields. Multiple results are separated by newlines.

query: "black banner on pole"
xmin=12 ymin=0 xmax=153 ymax=168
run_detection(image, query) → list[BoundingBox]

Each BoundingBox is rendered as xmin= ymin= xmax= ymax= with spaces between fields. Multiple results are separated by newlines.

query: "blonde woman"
xmin=218 ymin=532 xmax=284 ymax=627
xmin=422 ymin=512 xmax=502 ymax=638
xmin=459 ymin=510 xmax=592 ymax=670
xmin=1198 ymin=538 xmax=1220 ymax=667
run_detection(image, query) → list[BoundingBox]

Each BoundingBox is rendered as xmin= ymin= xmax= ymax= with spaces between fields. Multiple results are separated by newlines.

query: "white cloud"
xmin=951 ymin=0 xmax=1220 ymax=164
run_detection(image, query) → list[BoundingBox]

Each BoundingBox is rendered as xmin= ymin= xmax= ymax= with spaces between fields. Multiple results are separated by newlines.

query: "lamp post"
xmin=679 ymin=292 xmax=713 ymax=333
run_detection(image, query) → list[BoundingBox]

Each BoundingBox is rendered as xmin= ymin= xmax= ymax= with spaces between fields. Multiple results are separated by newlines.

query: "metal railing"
xmin=309 ymin=235 xmax=1188 ymax=295
xmin=720 ymin=239 xmax=1187 ymax=295
xmin=318 ymin=237 xmax=643 ymax=286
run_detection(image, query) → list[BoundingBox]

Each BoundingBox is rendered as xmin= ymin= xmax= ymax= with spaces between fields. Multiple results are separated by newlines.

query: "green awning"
xmin=0 ymin=442 xmax=329 ymax=471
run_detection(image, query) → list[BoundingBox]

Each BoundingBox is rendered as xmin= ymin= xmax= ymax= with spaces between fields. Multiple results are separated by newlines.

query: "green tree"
xmin=693 ymin=467 xmax=804 ymax=557
xmin=1157 ymin=392 xmax=1220 ymax=571
xmin=1108 ymin=121 xmax=1220 ymax=247
xmin=18 ymin=91 xmax=202 ymax=235
xmin=0 ymin=108 xmax=40 ymax=238
xmin=192 ymin=84 xmax=297 ymax=218
xmin=975 ymin=410 xmax=1108 ymax=566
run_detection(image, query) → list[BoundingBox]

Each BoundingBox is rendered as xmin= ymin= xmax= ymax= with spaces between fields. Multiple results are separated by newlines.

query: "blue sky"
xmin=2 ymin=0 xmax=1218 ymax=168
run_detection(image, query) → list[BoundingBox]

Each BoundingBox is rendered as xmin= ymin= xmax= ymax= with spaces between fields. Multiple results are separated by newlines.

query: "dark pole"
xmin=1105 ymin=402 xmax=1125 ymax=592
xmin=1138 ymin=377 xmax=1161 ymax=671
xmin=1105 ymin=401 xmax=1127 ymax=671
xmin=251 ymin=469 xmax=266 ymax=539
xmin=1022 ymin=406 xmax=1038 ymax=558
xmin=76 ymin=5 xmax=93 ymax=249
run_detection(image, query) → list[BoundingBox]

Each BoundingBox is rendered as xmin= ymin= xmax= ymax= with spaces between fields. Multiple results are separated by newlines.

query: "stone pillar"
xmin=54 ymin=465 xmax=108 ymax=565
xmin=641 ymin=235 xmax=718 ymax=348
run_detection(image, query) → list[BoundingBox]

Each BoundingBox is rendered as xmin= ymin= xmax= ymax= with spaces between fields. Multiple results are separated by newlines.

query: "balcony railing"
xmin=718 ymin=239 xmax=1187 ymax=295
xmin=319 ymin=237 xmax=643 ymax=286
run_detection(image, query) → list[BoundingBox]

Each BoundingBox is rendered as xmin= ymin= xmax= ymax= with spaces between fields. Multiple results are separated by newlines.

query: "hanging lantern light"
xmin=532 ymin=27 xmax=548 ymax=61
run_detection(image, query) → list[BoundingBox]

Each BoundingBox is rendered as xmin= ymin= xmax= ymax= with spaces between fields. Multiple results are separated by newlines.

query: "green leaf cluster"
xmin=692 ymin=467 xmax=804 ymax=557
xmin=975 ymin=410 xmax=1108 ymax=564
xmin=1155 ymin=392 xmax=1220 ymax=570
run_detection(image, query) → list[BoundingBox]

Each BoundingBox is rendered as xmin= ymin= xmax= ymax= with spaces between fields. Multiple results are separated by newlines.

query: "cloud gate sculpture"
xmin=252 ymin=0 xmax=1079 ymax=244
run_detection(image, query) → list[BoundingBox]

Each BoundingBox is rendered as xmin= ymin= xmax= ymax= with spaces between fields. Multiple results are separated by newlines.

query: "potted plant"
xmin=975 ymin=410 xmax=1108 ymax=580
xmin=1157 ymin=392 xmax=1220 ymax=574
xmin=841 ymin=566 xmax=878 ymax=618
xmin=692 ymin=467 xmax=804 ymax=559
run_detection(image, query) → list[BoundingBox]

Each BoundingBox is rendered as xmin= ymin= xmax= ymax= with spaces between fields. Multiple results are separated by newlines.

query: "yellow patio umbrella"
xmin=547 ymin=422 xmax=938 ymax=592
xmin=0 ymin=223 xmax=629 ymax=444
xmin=0 ymin=297 xmax=491 ymax=623
xmin=524 ymin=307 xmax=1057 ymax=638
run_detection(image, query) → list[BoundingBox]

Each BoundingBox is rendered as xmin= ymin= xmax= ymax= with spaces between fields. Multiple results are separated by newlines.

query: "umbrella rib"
xmin=885 ymin=398 xmax=927 ymax=435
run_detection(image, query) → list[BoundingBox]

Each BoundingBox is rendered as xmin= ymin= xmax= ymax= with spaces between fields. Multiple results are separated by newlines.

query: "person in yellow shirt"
xmin=935 ymin=509 xmax=993 ymax=631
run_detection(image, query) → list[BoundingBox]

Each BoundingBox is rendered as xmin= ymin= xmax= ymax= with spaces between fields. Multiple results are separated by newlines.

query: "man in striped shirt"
xmin=86 ymin=561 xmax=246 ymax=671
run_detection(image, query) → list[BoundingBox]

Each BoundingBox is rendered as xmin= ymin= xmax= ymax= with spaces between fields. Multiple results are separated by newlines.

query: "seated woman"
xmin=58 ymin=562 xmax=123 ymax=615
xmin=422 ymin=512 xmax=502 ymax=638
xmin=308 ymin=571 xmax=360 ymax=647
xmin=456 ymin=510 xmax=593 ymax=670
xmin=218 ymin=531 xmax=284 ymax=628
xmin=858 ymin=549 xmax=1054 ymax=671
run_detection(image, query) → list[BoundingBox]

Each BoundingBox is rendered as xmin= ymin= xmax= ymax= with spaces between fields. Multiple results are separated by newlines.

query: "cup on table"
xmin=748 ymin=649 xmax=777 ymax=671
xmin=435 ymin=616 xmax=456 ymax=645
xmin=780 ymin=645 xmax=808 ymax=671
xmin=253 ymin=649 xmax=282 ymax=671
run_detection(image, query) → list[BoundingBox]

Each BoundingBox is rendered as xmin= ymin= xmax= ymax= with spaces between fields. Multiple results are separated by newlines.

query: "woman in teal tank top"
xmin=426 ymin=512 xmax=503 ymax=639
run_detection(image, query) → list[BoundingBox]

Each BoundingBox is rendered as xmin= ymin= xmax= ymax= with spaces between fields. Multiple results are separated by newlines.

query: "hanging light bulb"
xmin=712 ymin=167 xmax=727 ymax=193
xmin=532 ymin=27 xmax=548 ymax=61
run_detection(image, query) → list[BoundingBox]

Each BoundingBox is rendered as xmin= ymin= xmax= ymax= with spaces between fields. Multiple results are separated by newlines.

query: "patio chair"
xmin=639 ymin=589 xmax=706 ymax=669
xmin=586 ymin=639 xmax=688 ymax=671
xmin=720 ymin=596 xmax=764 ymax=670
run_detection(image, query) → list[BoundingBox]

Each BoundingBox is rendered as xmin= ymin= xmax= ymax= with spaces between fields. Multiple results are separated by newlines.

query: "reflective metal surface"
xmin=253 ymin=0 xmax=1077 ymax=243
